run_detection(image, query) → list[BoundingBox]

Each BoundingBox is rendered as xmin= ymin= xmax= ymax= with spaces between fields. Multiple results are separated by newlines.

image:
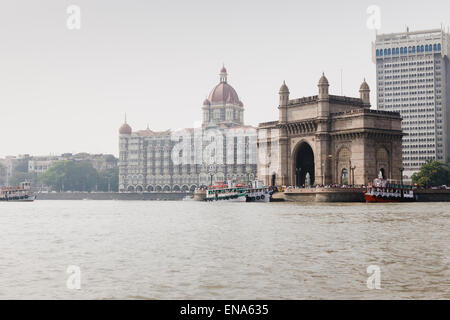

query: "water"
xmin=0 ymin=200 xmax=449 ymax=299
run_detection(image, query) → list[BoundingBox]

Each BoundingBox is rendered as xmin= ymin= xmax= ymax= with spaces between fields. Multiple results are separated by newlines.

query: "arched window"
xmin=396 ymin=48 xmax=399 ymax=55
xmin=420 ymin=45 xmax=424 ymax=52
xmin=417 ymin=45 xmax=420 ymax=52
xmin=380 ymin=49 xmax=383 ymax=56
xmin=425 ymin=45 xmax=429 ymax=52
xmin=433 ymin=44 xmax=437 ymax=51
xmin=388 ymin=48 xmax=391 ymax=55
xmin=438 ymin=43 xmax=441 ymax=51
xmin=412 ymin=46 xmax=415 ymax=53
xmin=400 ymin=47 xmax=404 ymax=54
xmin=376 ymin=49 xmax=379 ymax=57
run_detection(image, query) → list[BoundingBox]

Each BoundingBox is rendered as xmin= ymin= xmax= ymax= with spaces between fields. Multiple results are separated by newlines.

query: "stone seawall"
xmin=284 ymin=188 xmax=365 ymax=202
xmin=283 ymin=188 xmax=450 ymax=202
xmin=415 ymin=189 xmax=450 ymax=202
xmin=36 ymin=192 xmax=189 ymax=201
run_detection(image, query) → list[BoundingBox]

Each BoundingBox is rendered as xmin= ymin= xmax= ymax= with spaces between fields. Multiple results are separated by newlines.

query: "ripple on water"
xmin=0 ymin=200 xmax=449 ymax=299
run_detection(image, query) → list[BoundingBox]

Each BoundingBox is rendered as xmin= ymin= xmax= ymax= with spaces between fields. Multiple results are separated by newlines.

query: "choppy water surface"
xmin=0 ymin=200 xmax=449 ymax=299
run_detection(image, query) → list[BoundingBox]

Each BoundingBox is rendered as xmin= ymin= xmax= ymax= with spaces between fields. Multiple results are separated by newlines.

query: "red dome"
xmin=208 ymin=82 xmax=240 ymax=105
xmin=119 ymin=123 xmax=132 ymax=134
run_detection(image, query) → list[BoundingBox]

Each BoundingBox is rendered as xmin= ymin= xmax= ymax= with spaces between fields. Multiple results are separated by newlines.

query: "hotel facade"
xmin=118 ymin=67 xmax=257 ymax=192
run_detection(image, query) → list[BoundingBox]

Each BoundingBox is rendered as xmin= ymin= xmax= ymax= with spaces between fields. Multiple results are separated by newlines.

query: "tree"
xmin=0 ymin=162 xmax=7 ymax=186
xmin=9 ymin=171 xmax=38 ymax=187
xmin=97 ymin=167 xmax=119 ymax=192
xmin=411 ymin=160 xmax=450 ymax=187
xmin=39 ymin=160 xmax=99 ymax=192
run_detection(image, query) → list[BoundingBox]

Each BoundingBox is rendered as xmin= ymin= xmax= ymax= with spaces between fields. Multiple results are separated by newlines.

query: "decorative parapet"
xmin=331 ymin=108 xmax=401 ymax=119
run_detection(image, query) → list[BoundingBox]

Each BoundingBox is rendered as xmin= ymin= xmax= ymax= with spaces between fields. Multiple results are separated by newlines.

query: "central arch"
xmin=294 ymin=142 xmax=315 ymax=187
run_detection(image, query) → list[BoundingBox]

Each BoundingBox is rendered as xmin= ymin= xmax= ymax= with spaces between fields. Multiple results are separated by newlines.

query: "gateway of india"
xmin=258 ymin=74 xmax=403 ymax=187
xmin=118 ymin=67 xmax=257 ymax=193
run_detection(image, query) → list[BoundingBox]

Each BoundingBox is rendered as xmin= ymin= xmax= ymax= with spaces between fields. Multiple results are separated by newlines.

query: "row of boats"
xmin=200 ymin=178 xmax=418 ymax=203
xmin=1 ymin=178 xmax=418 ymax=203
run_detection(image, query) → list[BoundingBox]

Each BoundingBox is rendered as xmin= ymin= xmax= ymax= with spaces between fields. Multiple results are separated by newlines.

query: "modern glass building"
xmin=374 ymin=28 xmax=450 ymax=180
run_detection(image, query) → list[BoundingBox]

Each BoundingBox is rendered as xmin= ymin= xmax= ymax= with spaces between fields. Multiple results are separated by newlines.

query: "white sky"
xmin=0 ymin=0 xmax=449 ymax=157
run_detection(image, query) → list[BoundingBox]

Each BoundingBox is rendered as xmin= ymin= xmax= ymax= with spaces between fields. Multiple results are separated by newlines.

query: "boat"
xmin=205 ymin=180 xmax=272 ymax=202
xmin=0 ymin=181 xmax=37 ymax=202
xmin=365 ymin=177 xmax=416 ymax=203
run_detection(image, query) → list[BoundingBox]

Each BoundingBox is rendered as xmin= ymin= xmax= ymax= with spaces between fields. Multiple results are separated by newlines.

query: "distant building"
xmin=118 ymin=67 xmax=257 ymax=192
xmin=374 ymin=27 xmax=450 ymax=179
xmin=28 ymin=156 xmax=61 ymax=174
xmin=258 ymin=74 xmax=404 ymax=186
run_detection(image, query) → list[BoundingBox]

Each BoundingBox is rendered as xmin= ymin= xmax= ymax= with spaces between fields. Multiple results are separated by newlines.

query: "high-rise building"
xmin=374 ymin=28 xmax=450 ymax=179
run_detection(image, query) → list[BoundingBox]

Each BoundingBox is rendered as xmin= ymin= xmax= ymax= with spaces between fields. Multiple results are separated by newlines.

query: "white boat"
xmin=0 ymin=181 xmax=36 ymax=202
xmin=205 ymin=180 xmax=272 ymax=202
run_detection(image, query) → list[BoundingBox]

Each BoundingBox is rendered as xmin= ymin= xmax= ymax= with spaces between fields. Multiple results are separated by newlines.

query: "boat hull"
xmin=206 ymin=195 xmax=247 ymax=202
xmin=365 ymin=194 xmax=415 ymax=203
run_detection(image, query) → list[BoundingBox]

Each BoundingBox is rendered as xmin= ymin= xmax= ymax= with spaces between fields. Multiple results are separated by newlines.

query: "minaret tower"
xmin=317 ymin=73 xmax=330 ymax=118
xmin=278 ymin=81 xmax=290 ymax=124
xmin=359 ymin=79 xmax=371 ymax=109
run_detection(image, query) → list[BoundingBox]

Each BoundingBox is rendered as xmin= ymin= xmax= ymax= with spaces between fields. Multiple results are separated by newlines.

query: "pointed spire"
xmin=318 ymin=72 xmax=329 ymax=86
xmin=279 ymin=80 xmax=289 ymax=94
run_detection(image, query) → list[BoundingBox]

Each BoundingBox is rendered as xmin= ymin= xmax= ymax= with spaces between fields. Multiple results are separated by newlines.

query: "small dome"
xmin=238 ymin=101 xmax=244 ymax=107
xmin=203 ymin=98 xmax=211 ymax=106
xmin=279 ymin=81 xmax=289 ymax=94
xmin=360 ymin=79 xmax=370 ymax=90
xmin=220 ymin=66 xmax=227 ymax=74
xmin=318 ymin=73 xmax=329 ymax=86
xmin=119 ymin=123 xmax=132 ymax=135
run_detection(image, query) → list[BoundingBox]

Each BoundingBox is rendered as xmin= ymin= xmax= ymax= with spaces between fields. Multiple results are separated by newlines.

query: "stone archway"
xmin=341 ymin=168 xmax=349 ymax=185
xmin=376 ymin=147 xmax=390 ymax=179
xmin=293 ymin=142 xmax=315 ymax=187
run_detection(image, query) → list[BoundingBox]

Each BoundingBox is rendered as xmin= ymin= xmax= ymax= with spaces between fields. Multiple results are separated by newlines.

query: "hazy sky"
xmin=0 ymin=0 xmax=449 ymax=157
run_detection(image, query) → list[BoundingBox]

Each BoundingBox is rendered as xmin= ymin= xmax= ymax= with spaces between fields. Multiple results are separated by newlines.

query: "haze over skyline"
xmin=1 ymin=0 xmax=449 ymax=157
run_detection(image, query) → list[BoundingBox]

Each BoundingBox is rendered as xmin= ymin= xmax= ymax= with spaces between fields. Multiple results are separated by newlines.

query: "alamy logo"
xmin=67 ymin=5 xmax=81 ymax=30
xmin=366 ymin=5 xmax=381 ymax=30
xmin=366 ymin=265 xmax=381 ymax=290
xmin=66 ymin=265 xmax=81 ymax=290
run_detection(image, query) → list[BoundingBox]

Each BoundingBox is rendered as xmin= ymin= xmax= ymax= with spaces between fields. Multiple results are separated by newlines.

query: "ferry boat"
xmin=0 ymin=181 xmax=37 ymax=202
xmin=365 ymin=178 xmax=416 ymax=203
xmin=205 ymin=180 xmax=272 ymax=202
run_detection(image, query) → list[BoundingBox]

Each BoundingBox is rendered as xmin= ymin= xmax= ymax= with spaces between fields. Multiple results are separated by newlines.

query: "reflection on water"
xmin=0 ymin=201 xmax=449 ymax=299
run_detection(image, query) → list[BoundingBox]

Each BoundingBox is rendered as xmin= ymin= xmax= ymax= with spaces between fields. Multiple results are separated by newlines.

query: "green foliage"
xmin=0 ymin=162 xmax=7 ymax=185
xmin=39 ymin=161 xmax=99 ymax=192
xmin=97 ymin=167 xmax=119 ymax=192
xmin=9 ymin=171 xmax=38 ymax=187
xmin=411 ymin=160 xmax=450 ymax=187
xmin=38 ymin=160 xmax=119 ymax=192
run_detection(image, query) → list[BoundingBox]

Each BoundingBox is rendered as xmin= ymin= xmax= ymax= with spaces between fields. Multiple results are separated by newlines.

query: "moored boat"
xmin=365 ymin=178 xmax=416 ymax=203
xmin=204 ymin=180 xmax=272 ymax=202
xmin=0 ymin=181 xmax=37 ymax=202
